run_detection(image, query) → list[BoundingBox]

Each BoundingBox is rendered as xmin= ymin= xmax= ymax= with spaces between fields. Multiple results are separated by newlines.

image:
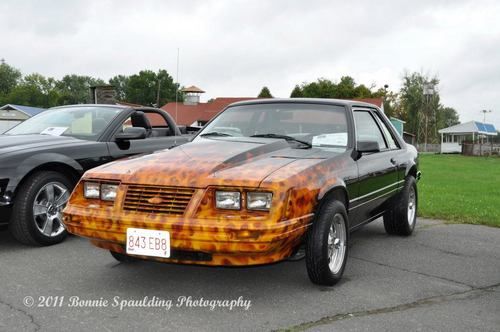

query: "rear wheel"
xmin=9 ymin=171 xmax=72 ymax=246
xmin=306 ymin=199 xmax=349 ymax=286
xmin=383 ymin=175 xmax=417 ymax=236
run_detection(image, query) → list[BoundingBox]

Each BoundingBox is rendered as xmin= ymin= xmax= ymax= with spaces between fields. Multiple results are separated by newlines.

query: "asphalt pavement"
xmin=0 ymin=218 xmax=499 ymax=332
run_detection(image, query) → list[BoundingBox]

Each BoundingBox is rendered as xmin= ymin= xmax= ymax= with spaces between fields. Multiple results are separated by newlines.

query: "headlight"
xmin=247 ymin=192 xmax=272 ymax=211
xmin=101 ymin=184 xmax=119 ymax=201
xmin=84 ymin=182 xmax=100 ymax=199
xmin=215 ymin=191 xmax=241 ymax=210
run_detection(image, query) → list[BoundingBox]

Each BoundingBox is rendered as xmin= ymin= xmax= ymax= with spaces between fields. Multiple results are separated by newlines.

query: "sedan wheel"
xmin=33 ymin=182 xmax=69 ymax=238
xmin=9 ymin=171 xmax=73 ymax=246
xmin=383 ymin=175 xmax=418 ymax=236
xmin=327 ymin=213 xmax=347 ymax=274
xmin=306 ymin=199 xmax=349 ymax=286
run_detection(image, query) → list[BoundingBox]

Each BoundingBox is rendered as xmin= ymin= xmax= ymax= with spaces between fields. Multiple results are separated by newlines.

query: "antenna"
xmin=175 ymin=48 xmax=180 ymax=122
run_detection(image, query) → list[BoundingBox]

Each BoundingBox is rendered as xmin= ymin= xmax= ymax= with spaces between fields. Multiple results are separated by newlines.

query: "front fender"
xmin=6 ymin=153 xmax=83 ymax=194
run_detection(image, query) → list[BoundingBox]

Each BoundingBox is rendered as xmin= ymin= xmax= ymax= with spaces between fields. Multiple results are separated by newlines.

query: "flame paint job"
xmin=63 ymin=100 xmax=418 ymax=266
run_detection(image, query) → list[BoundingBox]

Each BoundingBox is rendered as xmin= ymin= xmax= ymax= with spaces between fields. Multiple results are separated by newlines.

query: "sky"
xmin=1 ymin=0 xmax=499 ymax=128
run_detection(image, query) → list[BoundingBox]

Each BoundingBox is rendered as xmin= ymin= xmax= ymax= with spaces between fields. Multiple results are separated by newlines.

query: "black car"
xmin=0 ymin=104 xmax=190 ymax=246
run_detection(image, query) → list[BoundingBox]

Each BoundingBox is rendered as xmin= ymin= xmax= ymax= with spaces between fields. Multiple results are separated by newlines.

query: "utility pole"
xmin=481 ymin=109 xmax=491 ymax=123
xmin=155 ymin=73 xmax=161 ymax=107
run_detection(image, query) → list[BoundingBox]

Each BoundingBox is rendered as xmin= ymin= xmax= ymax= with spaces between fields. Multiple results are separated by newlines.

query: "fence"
xmin=462 ymin=143 xmax=500 ymax=156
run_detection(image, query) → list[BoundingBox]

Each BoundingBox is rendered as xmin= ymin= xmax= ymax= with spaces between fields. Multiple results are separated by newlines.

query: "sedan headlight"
xmin=84 ymin=182 xmax=100 ymax=199
xmin=101 ymin=184 xmax=119 ymax=201
xmin=247 ymin=192 xmax=273 ymax=211
xmin=215 ymin=191 xmax=241 ymax=210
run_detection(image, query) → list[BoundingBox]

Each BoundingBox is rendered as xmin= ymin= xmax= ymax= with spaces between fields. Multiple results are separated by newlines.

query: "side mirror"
xmin=357 ymin=140 xmax=380 ymax=153
xmin=115 ymin=127 xmax=147 ymax=142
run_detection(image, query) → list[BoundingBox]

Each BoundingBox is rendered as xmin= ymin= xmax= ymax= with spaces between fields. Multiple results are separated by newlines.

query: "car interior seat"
xmin=131 ymin=111 xmax=153 ymax=137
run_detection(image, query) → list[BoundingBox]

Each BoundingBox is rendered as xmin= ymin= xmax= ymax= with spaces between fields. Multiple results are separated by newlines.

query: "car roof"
xmin=226 ymin=98 xmax=381 ymax=109
xmin=49 ymin=104 xmax=132 ymax=110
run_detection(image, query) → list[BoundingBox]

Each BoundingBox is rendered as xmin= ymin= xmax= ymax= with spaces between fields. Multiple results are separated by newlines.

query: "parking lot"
xmin=1 ymin=218 xmax=499 ymax=332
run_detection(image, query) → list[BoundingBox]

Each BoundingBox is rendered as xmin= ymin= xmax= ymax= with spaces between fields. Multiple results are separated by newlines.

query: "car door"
xmin=350 ymin=108 xmax=399 ymax=225
xmin=106 ymin=109 xmax=180 ymax=160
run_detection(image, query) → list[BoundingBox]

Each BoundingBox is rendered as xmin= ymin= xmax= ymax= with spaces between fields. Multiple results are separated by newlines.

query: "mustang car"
xmin=0 ymin=104 xmax=191 ymax=246
xmin=63 ymin=99 xmax=420 ymax=285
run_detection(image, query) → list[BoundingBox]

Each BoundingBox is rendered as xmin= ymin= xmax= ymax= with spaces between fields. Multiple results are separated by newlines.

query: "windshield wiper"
xmin=250 ymin=133 xmax=312 ymax=148
xmin=200 ymin=132 xmax=233 ymax=137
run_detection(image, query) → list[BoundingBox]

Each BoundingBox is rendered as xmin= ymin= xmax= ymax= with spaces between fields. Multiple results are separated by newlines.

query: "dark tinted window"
xmin=353 ymin=111 xmax=387 ymax=150
xmin=197 ymin=103 xmax=349 ymax=149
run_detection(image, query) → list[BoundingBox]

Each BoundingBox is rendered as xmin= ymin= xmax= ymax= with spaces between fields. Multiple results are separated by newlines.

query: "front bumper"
xmin=64 ymin=207 xmax=312 ymax=266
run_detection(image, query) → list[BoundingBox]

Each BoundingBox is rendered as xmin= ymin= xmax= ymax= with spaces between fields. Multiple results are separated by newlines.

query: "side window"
xmin=374 ymin=113 xmax=399 ymax=149
xmin=353 ymin=111 xmax=387 ymax=150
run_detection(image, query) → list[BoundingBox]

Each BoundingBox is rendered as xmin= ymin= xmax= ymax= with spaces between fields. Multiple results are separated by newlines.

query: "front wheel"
xmin=383 ymin=175 xmax=418 ymax=236
xmin=306 ymin=200 xmax=349 ymax=286
xmin=9 ymin=171 xmax=73 ymax=246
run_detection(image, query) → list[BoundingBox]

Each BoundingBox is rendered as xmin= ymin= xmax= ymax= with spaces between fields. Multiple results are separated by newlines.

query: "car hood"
xmin=0 ymin=134 xmax=84 ymax=156
xmin=86 ymin=137 xmax=330 ymax=188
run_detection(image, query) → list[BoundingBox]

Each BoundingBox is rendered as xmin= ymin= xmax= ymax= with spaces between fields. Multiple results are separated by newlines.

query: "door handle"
xmin=390 ymin=158 xmax=397 ymax=165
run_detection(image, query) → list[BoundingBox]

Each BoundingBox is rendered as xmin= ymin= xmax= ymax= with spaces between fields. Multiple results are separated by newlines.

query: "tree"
xmin=399 ymin=72 xmax=440 ymax=143
xmin=109 ymin=75 xmax=130 ymax=101
xmin=257 ymin=86 xmax=273 ymax=98
xmin=0 ymin=60 xmax=22 ymax=97
xmin=2 ymin=73 xmax=60 ymax=108
xmin=437 ymin=106 xmax=460 ymax=128
xmin=55 ymin=74 xmax=105 ymax=105
xmin=290 ymin=85 xmax=304 ymax=98
xmin=125 ymin=69 xmax=178 ymax=106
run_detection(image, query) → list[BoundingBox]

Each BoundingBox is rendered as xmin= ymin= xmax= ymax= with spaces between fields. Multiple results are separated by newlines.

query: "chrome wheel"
xmin=407 ymin=186 xmax=416 ymax=227
xmin=33 ymin=182 xmax=69 ymax=237
xmin=327 ymin=213 xmax=347 ymax=274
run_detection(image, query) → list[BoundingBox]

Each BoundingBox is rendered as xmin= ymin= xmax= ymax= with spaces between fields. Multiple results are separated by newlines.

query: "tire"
xmin=383 ymin=175 xmax=417 ymax=236
xmin=306 ymin=199 xmax=349 ymax=286
xmin=9 ymin=171 xmax=73 ymax=246
xmin=110 ymin=251 xmax=136 ymax=263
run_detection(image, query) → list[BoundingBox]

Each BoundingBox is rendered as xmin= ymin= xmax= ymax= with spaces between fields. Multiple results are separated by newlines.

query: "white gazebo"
xmin=438 ymin=121 xmax=497 ymax=153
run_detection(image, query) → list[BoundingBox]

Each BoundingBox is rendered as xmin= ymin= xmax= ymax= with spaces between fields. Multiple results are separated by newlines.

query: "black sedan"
xmin=0 ymin=104 xmax=190 ymax=246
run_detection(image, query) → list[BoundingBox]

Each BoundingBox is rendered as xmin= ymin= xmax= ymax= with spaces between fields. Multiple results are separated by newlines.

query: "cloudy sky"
xmin=1 ymin=0 xmax=499 ymax=127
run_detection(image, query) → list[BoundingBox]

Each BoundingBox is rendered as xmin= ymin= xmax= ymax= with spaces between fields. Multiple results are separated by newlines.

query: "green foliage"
xmin=0 ymin=61 xmax=22 ymax=98
xmin=419 ymin=154 xmax=500 ymax=227
xmin=257 ymin=86 xmax=273 ymax=98
xmin=55 ymin=74 xmax=105 ymax=105
xmin=109 ymin=75 xmax=129 ymax=101
xmin=289 ymin=76 xmax=381 ymax=99
xmin=290 ymin=85 xmax=304 ymax=98
xmin=0 ymin=60 xmax=179 ymax=108
xmin=124 ymin=70 xmax=178 ymax=106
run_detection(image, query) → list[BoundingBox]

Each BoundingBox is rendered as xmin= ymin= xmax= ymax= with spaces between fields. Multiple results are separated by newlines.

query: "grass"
xmin=418 ymin=154 xmax=500 ymax=227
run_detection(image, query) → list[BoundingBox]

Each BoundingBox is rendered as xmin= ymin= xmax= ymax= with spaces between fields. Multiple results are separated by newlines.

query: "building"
xmin=438 ymin=121 xmax=497 ymax=153
xmin=0 ymin=104 xmax=47 ymax=133
xmin=161 ymin=86 xmax=258 ymax=126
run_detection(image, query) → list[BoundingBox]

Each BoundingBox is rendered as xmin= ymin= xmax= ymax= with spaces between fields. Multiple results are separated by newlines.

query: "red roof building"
xmin=161 ymin=97 xmax=258 ymax=126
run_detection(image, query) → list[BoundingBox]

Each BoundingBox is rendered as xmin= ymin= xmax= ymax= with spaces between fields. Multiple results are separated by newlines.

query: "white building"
xmin=438 ymin=121 xmax=497 ymax=153
xmin=0 ymin=104 xmax=47 ymax=133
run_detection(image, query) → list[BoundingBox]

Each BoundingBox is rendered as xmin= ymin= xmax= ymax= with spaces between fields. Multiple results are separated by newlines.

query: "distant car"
xmin=64 ymin=99 xmax=420 ymax=286
xmin=0 ymin=104 xmax=191 ymax=246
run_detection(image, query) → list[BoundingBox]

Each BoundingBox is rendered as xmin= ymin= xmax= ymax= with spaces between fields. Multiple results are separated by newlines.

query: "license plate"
xmin=126 ymin=228 xmax=170 ymax=258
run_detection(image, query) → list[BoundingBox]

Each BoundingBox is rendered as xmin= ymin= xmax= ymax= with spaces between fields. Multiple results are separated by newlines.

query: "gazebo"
xmin=438 ymin=121 xmax=497 ymax=153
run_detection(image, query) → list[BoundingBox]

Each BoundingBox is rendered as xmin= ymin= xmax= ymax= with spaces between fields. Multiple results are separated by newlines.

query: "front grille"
xmin=123 ymin=185 xmax=195 ymax=216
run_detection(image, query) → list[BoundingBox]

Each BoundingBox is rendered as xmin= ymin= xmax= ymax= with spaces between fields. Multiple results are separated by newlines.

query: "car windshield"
xmin=4 ymin=106 xmax=125 ymax=141
xmin=196 ymin=103 xmax=349 ymax=150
